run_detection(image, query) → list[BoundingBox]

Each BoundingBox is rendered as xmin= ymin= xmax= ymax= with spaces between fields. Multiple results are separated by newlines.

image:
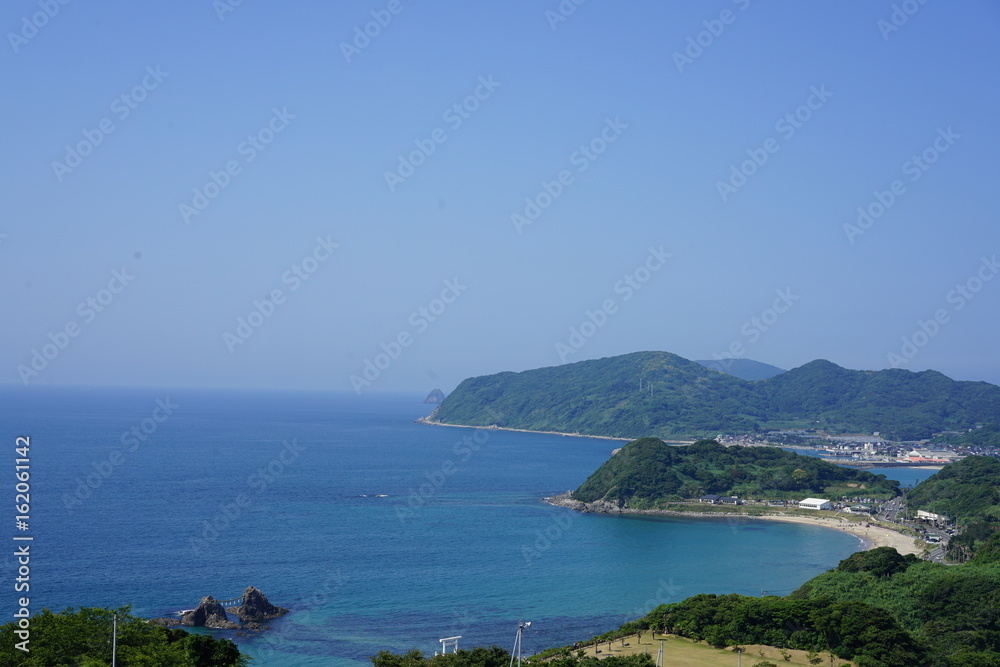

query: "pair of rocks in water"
xmin=153 ymin=586 xmax=289 ymax=631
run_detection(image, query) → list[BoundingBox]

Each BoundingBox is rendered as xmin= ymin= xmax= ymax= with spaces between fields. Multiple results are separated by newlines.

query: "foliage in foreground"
xmin=532 ymin=548 xmax=1000 ymax=667
xmin=792 ymin=547 xmax=1000 ymax=666
xmin=638 ymin=594 xmax=925 ymax=667
xmin=370 ymin=645 xmax=652 ymax=666
xmin=0 ymin=606 xmax=249 ymax=667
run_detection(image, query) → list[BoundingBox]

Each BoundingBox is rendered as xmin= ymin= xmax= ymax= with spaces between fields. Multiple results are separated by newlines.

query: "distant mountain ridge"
xmin=695 ymin=358 xmax=786 ymax=381
xmin=430 ymin=351 xmax=1000 ymax=440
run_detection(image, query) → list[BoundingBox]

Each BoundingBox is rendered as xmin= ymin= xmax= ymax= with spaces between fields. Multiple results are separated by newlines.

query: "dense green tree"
xmin=0 ymin=606 xmax=249 ymax=667
xmin=835 ymin=547 xmax=912 ymax=578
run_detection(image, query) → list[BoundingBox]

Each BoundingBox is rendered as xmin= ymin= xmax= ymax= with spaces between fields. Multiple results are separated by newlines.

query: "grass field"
xmin=568 ymin=632 xmax=857 ymax=666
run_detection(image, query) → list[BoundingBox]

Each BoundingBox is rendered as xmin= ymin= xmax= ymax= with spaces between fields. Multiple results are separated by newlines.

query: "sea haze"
xmin=3 ymin=387 xmax=878 ymax=666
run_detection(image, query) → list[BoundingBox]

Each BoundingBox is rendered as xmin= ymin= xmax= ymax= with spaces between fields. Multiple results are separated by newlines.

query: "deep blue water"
xmin=2 ymin=388 xmax=869 ymax=666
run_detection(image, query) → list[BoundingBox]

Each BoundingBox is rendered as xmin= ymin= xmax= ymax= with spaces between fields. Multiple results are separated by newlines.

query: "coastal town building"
xmin=698 ymin=494 xmax=742 ymax=505
xmin=798 ymin=498 xmax=832 ymax=510
xmin=907 ymin=449 xmax=962 ymax=463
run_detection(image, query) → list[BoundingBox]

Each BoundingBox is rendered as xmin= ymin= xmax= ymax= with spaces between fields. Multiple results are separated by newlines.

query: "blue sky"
xmin=3 ymin=1 xmax=999 ymax=393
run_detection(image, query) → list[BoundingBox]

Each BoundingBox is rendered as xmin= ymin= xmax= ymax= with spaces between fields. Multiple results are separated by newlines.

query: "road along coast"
xmin=545 ymin=492 xmax=922 ymax=555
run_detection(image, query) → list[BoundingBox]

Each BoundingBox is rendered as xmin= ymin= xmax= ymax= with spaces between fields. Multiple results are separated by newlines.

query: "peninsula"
xmin=427 ymin=350 xmax=1000 ymax=441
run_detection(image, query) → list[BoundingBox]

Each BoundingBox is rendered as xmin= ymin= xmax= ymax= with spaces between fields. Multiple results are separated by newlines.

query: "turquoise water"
xmin=1 ymin=388 xmax=865 ymax=665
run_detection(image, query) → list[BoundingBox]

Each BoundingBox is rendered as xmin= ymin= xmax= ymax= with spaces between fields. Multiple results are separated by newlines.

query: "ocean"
xmin=0 ymin=387 xmax=930 ymax=666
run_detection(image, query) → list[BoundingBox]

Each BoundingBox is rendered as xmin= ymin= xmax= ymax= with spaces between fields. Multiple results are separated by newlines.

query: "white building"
xmin=908 ymin=449 xmax=961 ymax=463
xmin=798 ymin=498 xmax=832 ymax=510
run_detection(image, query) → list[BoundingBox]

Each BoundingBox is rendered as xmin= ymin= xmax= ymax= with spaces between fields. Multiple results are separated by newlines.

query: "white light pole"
xmin=112 ymin=614 xmax=117 ymax=667
xmin=508 ymin=620 xmax=531 ymax=667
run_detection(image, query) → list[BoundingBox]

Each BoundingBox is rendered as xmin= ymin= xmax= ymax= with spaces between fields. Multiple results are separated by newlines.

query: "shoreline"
xmin=415 ymin=416 xmax=650 ymax=443
xmin=544 ymin=493 xmax=922 ymax=556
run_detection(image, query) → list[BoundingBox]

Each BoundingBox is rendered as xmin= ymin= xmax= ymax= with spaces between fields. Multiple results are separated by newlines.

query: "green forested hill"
xmin=755 ymin=360 xmax=1000 ymax=440
xmin=907 ymin=456 xmax=1000 ymax=522
xmin=572 ymin=437 xmax=898 ymax=506
xmin=431 ymin=352 xmax=1000 ymax=440
xmin=942 ymin=423 xmax=1000 ymax=448
xmin=433 ymin=352 xmax=762 ymax=437
xmin=907 ymin=456 xmax=1000 ymax=561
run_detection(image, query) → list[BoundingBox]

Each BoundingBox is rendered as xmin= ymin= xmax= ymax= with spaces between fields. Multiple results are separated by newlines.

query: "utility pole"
xmin=112 ymin=614 xmax=117 ymax=667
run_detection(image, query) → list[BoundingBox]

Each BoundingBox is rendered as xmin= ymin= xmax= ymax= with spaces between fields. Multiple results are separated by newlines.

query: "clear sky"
xmin=3 ymin=1 xmax=999 ymax=394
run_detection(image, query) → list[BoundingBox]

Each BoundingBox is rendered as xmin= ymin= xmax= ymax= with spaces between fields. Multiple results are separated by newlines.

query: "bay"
xmin=1 ymin=387 xmax=865 ymax=666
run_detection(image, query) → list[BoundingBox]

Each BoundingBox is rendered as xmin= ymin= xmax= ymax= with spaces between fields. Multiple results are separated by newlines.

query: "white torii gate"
xmin=439 ymin=636 xmax=461 ymax=654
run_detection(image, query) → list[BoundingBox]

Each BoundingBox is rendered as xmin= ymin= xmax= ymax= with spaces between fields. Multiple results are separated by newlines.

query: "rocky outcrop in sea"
xmin=423 ymin=388 xmax=446 ymax=404
xmin=234 ymin=585 xmax=289 ymax=622
xmin=150 ymin=586 xmax=290 ymax=632
xmin=182 ymin=596 xmax=241 ymax=629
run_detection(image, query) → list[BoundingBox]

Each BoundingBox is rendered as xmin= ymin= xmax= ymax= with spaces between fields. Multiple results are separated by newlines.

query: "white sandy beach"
xmin=746 ymin=513 xmax=922 ymax=555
